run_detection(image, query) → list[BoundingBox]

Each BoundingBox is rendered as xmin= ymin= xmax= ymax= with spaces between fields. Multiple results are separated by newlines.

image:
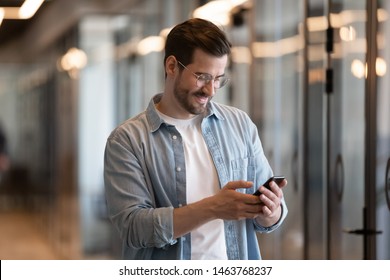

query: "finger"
xmin=242 ymin=203 xmax=264 ymax=215
xmin=224 ymin=180 xmax=253 ymax=191
xmin=268 ymin=181 xmax=285 ymax=197
xmin=278 ymin=179 xmax=288 ymax=188
xmin=259 ymin=185 xmax=283 ymax=208
xmin=261 ymin=205 xmax=272 ymax=216
xmin=259 ymin=193 xmax=277 ymax=210
xmin=259 ymin=184 xmax=276 ymax=197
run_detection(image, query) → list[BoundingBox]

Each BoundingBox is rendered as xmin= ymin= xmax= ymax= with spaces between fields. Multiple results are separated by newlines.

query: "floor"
xmin=0 ymin=210 xmax=59 ymax=260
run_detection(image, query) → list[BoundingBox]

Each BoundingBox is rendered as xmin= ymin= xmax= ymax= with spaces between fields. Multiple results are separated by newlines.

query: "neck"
xmin=156 ymin=93 xmax=196 ymax=120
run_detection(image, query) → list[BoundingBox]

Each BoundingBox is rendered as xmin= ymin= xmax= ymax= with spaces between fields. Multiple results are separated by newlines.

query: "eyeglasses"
xmin=177 ymin=61 xmax=229 ymax=89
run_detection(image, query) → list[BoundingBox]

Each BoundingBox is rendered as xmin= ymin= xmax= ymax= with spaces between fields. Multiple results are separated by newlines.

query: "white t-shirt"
xmin=157 ymin=111 xmax=227 ymax=260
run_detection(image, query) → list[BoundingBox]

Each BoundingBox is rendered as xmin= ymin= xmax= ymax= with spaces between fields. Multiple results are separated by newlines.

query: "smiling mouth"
xmin=194 ymin=93 xmax=210 ymax=105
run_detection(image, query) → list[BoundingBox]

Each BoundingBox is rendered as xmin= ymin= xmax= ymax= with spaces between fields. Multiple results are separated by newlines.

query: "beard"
xmin=173 ymin=79 xmax=212 ymax=115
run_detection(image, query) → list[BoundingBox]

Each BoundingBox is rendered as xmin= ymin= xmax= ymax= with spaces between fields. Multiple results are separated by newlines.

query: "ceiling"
xmin=0 ymin=0 xmax=147 ymax=62
xmin=0 ymin=0 xmax=51 ymax=46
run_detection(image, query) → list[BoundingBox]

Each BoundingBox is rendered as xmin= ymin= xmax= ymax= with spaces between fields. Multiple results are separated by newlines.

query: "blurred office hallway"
xmin=0 ymin=0 xmax=389 ymax=260
xmin=0 ymin=210 xmax=58 ymax=259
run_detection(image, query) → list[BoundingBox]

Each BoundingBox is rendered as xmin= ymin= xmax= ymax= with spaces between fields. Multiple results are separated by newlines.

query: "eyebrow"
xmin=194 ymin=71 xmax=226 ymax=78
xmin=179 ymin=61 xmax=226 ymax=79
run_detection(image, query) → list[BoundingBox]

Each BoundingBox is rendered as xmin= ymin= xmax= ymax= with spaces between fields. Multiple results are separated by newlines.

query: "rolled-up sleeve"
xmin=104 ymin=132 xmax=176 ymax=249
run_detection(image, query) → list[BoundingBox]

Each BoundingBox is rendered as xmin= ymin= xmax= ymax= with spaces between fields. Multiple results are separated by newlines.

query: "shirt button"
xmin=176 ymin=167 xmax=181 ymax=172
xmin=172 ymin=135 xmax=177 ymax=140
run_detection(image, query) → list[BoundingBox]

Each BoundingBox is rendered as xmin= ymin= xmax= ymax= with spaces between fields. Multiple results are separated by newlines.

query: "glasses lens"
xmin=196 ymin=75 xmax=229 ymax=89
xmin=196 ymin=74 xmax=211 ymax=88
xmin=217 ymin=77 xmax=229 ymax=88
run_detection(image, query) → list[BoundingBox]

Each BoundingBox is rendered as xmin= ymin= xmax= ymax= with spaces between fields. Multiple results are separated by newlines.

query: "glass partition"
xmin=327 ymin=0 xmax=366 ymax=259
xmin=251 ymin=0 xmax=305 ymax=259
xmin=376 ymin=0 xmax=390 ymax=260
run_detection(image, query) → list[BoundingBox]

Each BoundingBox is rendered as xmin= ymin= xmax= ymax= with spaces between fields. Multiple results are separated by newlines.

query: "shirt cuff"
xmin=253 ymin=201 xmax=287 ymax=233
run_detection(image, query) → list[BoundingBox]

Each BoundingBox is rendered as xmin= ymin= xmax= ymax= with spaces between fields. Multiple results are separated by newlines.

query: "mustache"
xmin=193 ymin=90 xmax=211 ymax=99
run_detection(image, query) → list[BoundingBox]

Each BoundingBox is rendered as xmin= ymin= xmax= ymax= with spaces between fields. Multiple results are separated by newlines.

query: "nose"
xmin=203 ymin=80 xmax=215 ymax=96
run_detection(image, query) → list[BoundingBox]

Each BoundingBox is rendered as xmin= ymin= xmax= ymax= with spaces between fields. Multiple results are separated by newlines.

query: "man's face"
xmin=172 ymin=49 xmax=228 ymax=117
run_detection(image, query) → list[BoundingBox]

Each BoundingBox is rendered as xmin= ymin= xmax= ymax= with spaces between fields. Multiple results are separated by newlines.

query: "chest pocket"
xmin=231 ymin=157 xmax=256 ymax=184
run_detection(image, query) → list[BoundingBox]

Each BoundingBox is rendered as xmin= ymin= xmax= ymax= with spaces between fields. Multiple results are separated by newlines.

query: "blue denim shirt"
xmin=104 ymin=94 xmax=288 ymax=260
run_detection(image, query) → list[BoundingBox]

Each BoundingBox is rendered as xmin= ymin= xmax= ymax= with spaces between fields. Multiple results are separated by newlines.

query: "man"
xmin=104 ymin=18 xmax=288 ymax=260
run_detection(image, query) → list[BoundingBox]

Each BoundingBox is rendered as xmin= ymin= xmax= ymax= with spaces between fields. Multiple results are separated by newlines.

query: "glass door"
xmin=251 ymin=0 xmax=306 ymax=259
xmin=327 ymin=0 xmax=389 ymax=260
xmin=326 ymin=0 xmax=367 ymax=259
xmin=252 ymin=0 xmax=388 ymax=259
xmin=375 ymin=0 xmax=390 ymax=260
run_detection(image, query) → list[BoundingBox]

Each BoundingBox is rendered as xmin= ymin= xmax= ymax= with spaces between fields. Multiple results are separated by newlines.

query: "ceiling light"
xmin=19 ymin=0 xmax=44 ymax=19
xmin=57 ymin=47 xmax=88 ymax=79
xmin=1 ymin=0 xmax=44 ymax=20
xmin=0 ymin=8 xmax=4 ymax=26
xmin=192 ymin=0 xmax=249 ymax=26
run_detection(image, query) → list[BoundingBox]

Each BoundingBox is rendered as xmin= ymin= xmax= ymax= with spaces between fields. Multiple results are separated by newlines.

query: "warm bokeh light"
xmin=252 ymin=35 xmax=303 ymax=58
xmin=376 ymin=57 xmax=387 ymax=77
xmin=339 ymin=26 xmax=357 ymax=42
xmin=351 ymin=59 xmax=366 ymax=79
xmin=231 ymin=46 xmax=251 ymax=64
xmin=192 ymin=0 xmax=249 ymax=26
xmin=18 ymin=0 xmax=44 ymax=19
xmin=137 ymin=36 xmax=165 ymax=56
xmin=57 ymin=48 xmax=88 ymax=79
xmin=0 ymin=8 xmax=4 ymax=26
xmin=351 ymin=57 xmax=387 ymax=79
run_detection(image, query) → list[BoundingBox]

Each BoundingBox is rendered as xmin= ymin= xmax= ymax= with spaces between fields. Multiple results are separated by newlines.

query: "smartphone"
xmin=253 ymin=176 xmax=285 ymax=196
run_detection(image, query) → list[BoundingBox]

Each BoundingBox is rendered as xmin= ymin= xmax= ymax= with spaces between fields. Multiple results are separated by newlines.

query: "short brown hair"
xmin=164 ymin=18 xmax=232 ymax=67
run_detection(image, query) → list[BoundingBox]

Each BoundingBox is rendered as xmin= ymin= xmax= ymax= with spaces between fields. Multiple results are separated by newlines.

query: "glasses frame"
xmin=177 ymin=61 xmax=229 ymax=89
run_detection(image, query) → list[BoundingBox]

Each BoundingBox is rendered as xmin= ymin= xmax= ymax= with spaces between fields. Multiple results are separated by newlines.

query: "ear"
xmin=165 ymin=55 xmax=177 ymax=77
